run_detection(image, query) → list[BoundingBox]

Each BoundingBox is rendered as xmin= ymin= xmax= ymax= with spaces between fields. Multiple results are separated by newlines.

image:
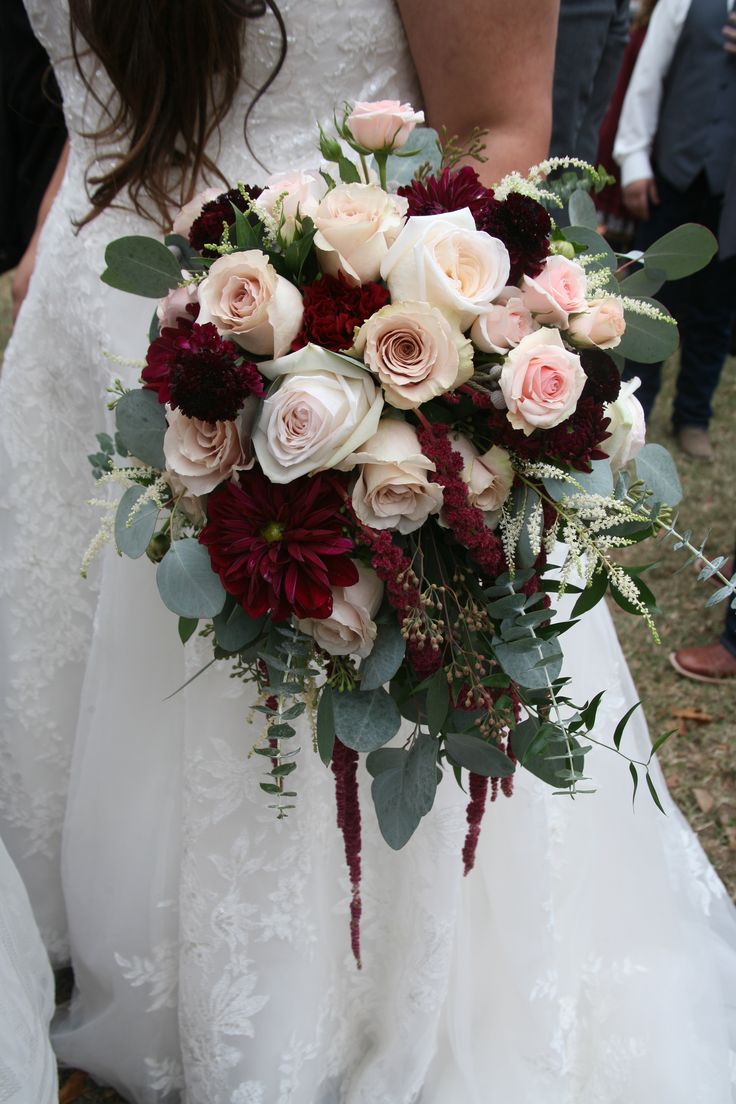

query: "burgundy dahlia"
xmin=188 ymin=186 xmax=262 ymax=254
xmin=143 ymin=317 xmax=264 ymax=422
xmin=199 ymin=470 xmax=358 ymax=621
xmin=292 ymin=274 xmax=390 ymax=353
xmin=481 ymin=192 xmax=551 ymax=285
xmin=398 ymin=166 xmax=496 ymax=228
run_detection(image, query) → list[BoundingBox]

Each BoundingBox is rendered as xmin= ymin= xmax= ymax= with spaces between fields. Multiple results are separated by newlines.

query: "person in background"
xmin=551 ymin=0 xmax=630 ymax=162
xmin=0 ymin=0 xmax=67 ymax=314
xmin=614 ymin=0 xmax=736 ymax=461
xmin=670 ymin=547 xmax=736 ymax=681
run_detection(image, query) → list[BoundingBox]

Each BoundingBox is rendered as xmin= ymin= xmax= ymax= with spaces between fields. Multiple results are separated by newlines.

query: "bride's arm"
xmin=396 ymin=0 xmax=559 ymax=184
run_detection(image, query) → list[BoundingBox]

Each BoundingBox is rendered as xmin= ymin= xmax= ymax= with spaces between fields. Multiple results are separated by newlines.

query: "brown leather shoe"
xmin=676 ymin=426 xmax=714 ymax=462
xmin=669 ymin=642 xmax=736 ymax=683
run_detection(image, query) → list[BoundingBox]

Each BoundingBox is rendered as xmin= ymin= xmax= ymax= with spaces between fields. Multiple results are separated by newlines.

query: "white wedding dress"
xmin=2 ymin=2 xmax=736 ymax=1102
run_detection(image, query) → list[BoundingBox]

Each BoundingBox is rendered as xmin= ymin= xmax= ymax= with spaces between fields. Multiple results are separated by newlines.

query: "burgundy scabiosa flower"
xmin=292 ymin=274 xmax=390 ymax=353
xmin=481 ymin=192 xmax=552 ymax=285
xmin=486 ymin=395 xmax=611 ymax=470
xmin=199 ymin=470 xmax=358 ymax=621
xmin=188 ymin=185 xmax=262 ymax=254
xmin=143 ymin=317 xmax=265 ymax=422
xmin=580 ymin=348 xmax=622 ymax=405
xmin=398 ymin=166 xmax=496 ymax=228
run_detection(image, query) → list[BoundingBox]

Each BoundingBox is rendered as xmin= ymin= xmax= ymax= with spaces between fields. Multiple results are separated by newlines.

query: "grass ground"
xmin=1 ymin=272 xmax=734 ymax=1102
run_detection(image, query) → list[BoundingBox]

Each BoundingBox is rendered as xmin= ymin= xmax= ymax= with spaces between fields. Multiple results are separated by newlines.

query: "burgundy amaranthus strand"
xmin=332 ymin=737 xmax=363 ymax=968
xmin=462 ymin=773 xmax=489 ymax=875
xmin=418 ymin=423 xmax=506 ymax=580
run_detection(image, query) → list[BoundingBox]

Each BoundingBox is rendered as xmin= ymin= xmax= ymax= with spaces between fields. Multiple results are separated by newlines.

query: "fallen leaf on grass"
xmin=693 ymin=788 xmax=715 ymax=815
xmin=672 ymin=709 xmax=714 ymax=724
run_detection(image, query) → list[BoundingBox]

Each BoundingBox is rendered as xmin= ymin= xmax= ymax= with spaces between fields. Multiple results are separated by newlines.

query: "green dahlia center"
xmin=261 ymin=521 xmax=284 ymax=543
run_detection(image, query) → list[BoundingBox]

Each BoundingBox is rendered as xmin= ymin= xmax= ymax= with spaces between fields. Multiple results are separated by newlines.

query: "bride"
xmin=2 ymin=1 xmax=735 ymax=1101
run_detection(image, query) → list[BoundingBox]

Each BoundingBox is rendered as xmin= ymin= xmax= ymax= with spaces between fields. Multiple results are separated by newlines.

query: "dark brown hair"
xmin=68 ymin=0 xmax=286 ymax=228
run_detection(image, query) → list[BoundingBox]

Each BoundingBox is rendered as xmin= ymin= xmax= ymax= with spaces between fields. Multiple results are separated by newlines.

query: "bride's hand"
xmin=397 ymin=0 xmax=560 ymax=184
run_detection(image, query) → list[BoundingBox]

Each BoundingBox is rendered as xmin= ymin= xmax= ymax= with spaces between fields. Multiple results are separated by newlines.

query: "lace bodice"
xmin=26 ymin=0 xmax=421 ymax=222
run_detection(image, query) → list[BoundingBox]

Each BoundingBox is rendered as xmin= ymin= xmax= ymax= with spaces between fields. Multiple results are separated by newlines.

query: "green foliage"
xmin=445 ymin=732 xmax=515 ymax=778
xmin=156 ymin=538 xmax=227 ymax=619
xmin=567 ymin=188 xmax=598 ymax=230
xmin=616 ymin=298 xmax=678 ymax=364
xmin=370 ymin=732 xmax=438 ymax=849
xmin=115 ymin=389 xmax=167 ymax=469
xmin=178 ymin=617 xmax=198 ymax=644
xmin=316 ymin=686 xmax=336 ymax=765
xmin=213 ymin=596 xmax=265 ymax=653
xmin=333 ymin=686 xmax=402 ymax=753
xmin=634 ymin=443 xmax=683 ymax=508
xmin=114 ymin=485 xmax=159 ymax=559
xmin=360 ymin=622 xmax=406 ymax=692
xmin=511 ymin=718 xmax=587 ymax=789
xmin=640 ymin=223 xmax=717 ymax=280
xmin=101 ymin=235 xmax=182 ymax=297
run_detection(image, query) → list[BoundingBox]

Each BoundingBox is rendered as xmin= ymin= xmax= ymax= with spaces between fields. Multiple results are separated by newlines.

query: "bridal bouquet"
xmin=88 ymin=100 xmax=721 ymax=962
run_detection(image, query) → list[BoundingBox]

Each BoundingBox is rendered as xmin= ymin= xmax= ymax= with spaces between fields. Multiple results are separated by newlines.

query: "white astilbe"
xmin=527 ymin=497 xmax=544 ymax=559
xmin=620 ymin=297 xmax=677 ymax=325
xmin=499 ymin=502 xmax=525 ymax=572
xmin=80 ymin=465 xmax=163 ymax=578
xmin=493 ymin=172 xmax=556 ymax=205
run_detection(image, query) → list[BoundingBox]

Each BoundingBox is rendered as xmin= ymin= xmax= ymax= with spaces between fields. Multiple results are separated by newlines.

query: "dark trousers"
xmin=623 ymin=173 xmax=736 ymax=429
xmin=551 ymin=0 xmax=630 ymax=162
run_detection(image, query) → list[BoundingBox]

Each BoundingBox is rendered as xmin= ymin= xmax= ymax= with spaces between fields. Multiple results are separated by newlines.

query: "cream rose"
xmin=172 ymin=187 xmax=221 ymax=239
xmin=449 ymin=434 xmax=514 ymax=515
xmin=520 ymin=255 xmax=588 ymax=328
xmin=381 ymin=209 xmax=510 ymax=330
xmin=163 ymin=408 xmax=249 ymax=496
xmin=353 ymin=301 xmax=473 ymax=409
xmin=256 ymin=169 xmax=325 ymax=243
xmin=600 ymin=378 xmax=646 ymax=471
xmin=298 ymin=561 xmax=383 ymax=659
xmin=313 ymin=183 xmax=407 ymax=285
xmin=156 ymin=281 xmax=199 ymax=330
xmin=253 ymin=344 xmax=383 ymax=483
xmin=347 ymin=100 xmax=425 ymax=151
xmin=349 ymin=419 xmax=443 ymax=535
xmin=499 ymin=327 xmax=587 ymax=435
xmin=197 ymin=249 xmax=303 ymax=358
xmin=568 ymin=296 xmax=626 ymax=350
xmin=471 ymin=288 xmax=538 ymax=354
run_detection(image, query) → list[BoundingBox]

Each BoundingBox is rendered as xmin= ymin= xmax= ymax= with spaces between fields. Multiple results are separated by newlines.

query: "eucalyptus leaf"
xmin=101 ymin=235 xmax=182 ymax=297
xmin=511 ymin=719 xmax=585 ymax=788
xmin=562 ymin=225 xmax=616 ymax=271
xmin=568 ymin=188 xmax=598 ymax=230
xmin=445 ymin=732 xmax=515 ymax=778
xmin=360 ymin=622 xmax=406 ymax=691
xmin=495 ymin=636 xmax=562 ymax=690
xmin=642 ymin=223 xmax=717 ymax=280
xmin=384 ymin=127 xmax=441 ymax=185
xmin=366 ymin=747 xmax=407 ymax=778
xmin=371 ymin=732 xmax=438 ymax=850
xmin=616 ymin=298 xmax=678 ymax=364
xmin=426 ymin=669 xmax=449 ymax=736
xmin=618 ymin=265 xmax=666 ymax=297
xmin=333 ymin=686 xmax=401 ymax=753
xmin=156 ymin=539 xmax=227 ymax=619
xmin=115 ymin=388 xmax=167 ymax=469
xmin=114 ymin=485 xmax=159 ymax=559
xmin=634 ymin=443 xmax=682 ymax=507
xmin=213 ymin=597 xmax=264 ymax=652
xmin=316 ymin=687 xmax=336 ymax=765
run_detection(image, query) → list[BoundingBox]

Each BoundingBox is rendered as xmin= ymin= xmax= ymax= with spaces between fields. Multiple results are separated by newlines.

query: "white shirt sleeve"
xmin=613 ymin=0 xmax=692 ymax=188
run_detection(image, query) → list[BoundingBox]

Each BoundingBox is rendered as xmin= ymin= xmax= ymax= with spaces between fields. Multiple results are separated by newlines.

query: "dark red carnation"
xmin=398 ymin=166 xmax=496 ymax=228
xmin=580 ymin=348 xmax=622 ymax=405
xmin=486 ymin=396 xmax=611 ymax=470
xmin=292 ymin=274 xmax=390 ymax=353
xmin=481 ymin=192 xmax=551 ymax=285
xmin=143 ymin=317 xmax=264 ymax=421
xmin=199 ymin=470 xmax=358 ymax=621
xmin=188 ymin=186 xmax=262 ymax=254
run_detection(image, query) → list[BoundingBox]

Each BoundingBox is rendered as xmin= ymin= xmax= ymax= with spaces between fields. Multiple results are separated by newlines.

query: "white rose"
xmin=253 ymin=344 xmax=384 ymax=483
xmin=298 ymin=561 xmax=383 ymax=659
xmin=568 ymin=296 xmax=626 ymax=350
xmin=163 ymin=407 xmax=250 ymax=496
xmin=172 ymin=187 xmax=221 ymax=238
xmin=471 ymin=287 xmax=538 ymax=354
xmin=600 ymin=377 xmax=647 ymax=471
xmin=354 ymin=301 xmax=473 ymax=409
xmin=314 ymin=183 xmax=408 ymax=285
xmin=197 ymin=249 xmax=303 ymax=359
xmin=381 ymin=209 xmax=510 ymax=330
xmin=256 ymin=169 xmax=325 ymax=243
xmin=349 ymin=419 xmax=443 ymax=535
xmin=449 ymin=434 xmax=514 ymax=515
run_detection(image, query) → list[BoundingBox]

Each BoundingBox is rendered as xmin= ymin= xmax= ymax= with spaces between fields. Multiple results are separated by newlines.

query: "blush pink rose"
xmin=353 ymin=301 xmax=472 ymax=409
xmin=163 ymin=408 xmax=249 ymax=496
xmin=349 ymin=419 xmax=443 ymax=535
xmin=520 ymin=255 xmax=588 ymax=328
xmin=314 ymin=183 xmax=407 ymax=285
xmin=172 ymin=187 xmax=221 ymax=238
xmin=499 ymin=327 xmax=587 ymax=435
xmin=567 ymin=296 xmax=626 ymax=350
xmin=298 ymin=561 xmax=383 ymax=659
xmin=156 ymin=281 xmax=199 ymax=330
xmin=449 ymin=434 xmax=514 ymax=515
xmin=471 ymin=287 xmax=538 ymax=354
xmin=197 ymin=249 xmax=303 ymax=358
xmin=347 ymin=100 xmax=425 ymax=151
xmin=256 ymin=169 xmax=325 ymax=243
